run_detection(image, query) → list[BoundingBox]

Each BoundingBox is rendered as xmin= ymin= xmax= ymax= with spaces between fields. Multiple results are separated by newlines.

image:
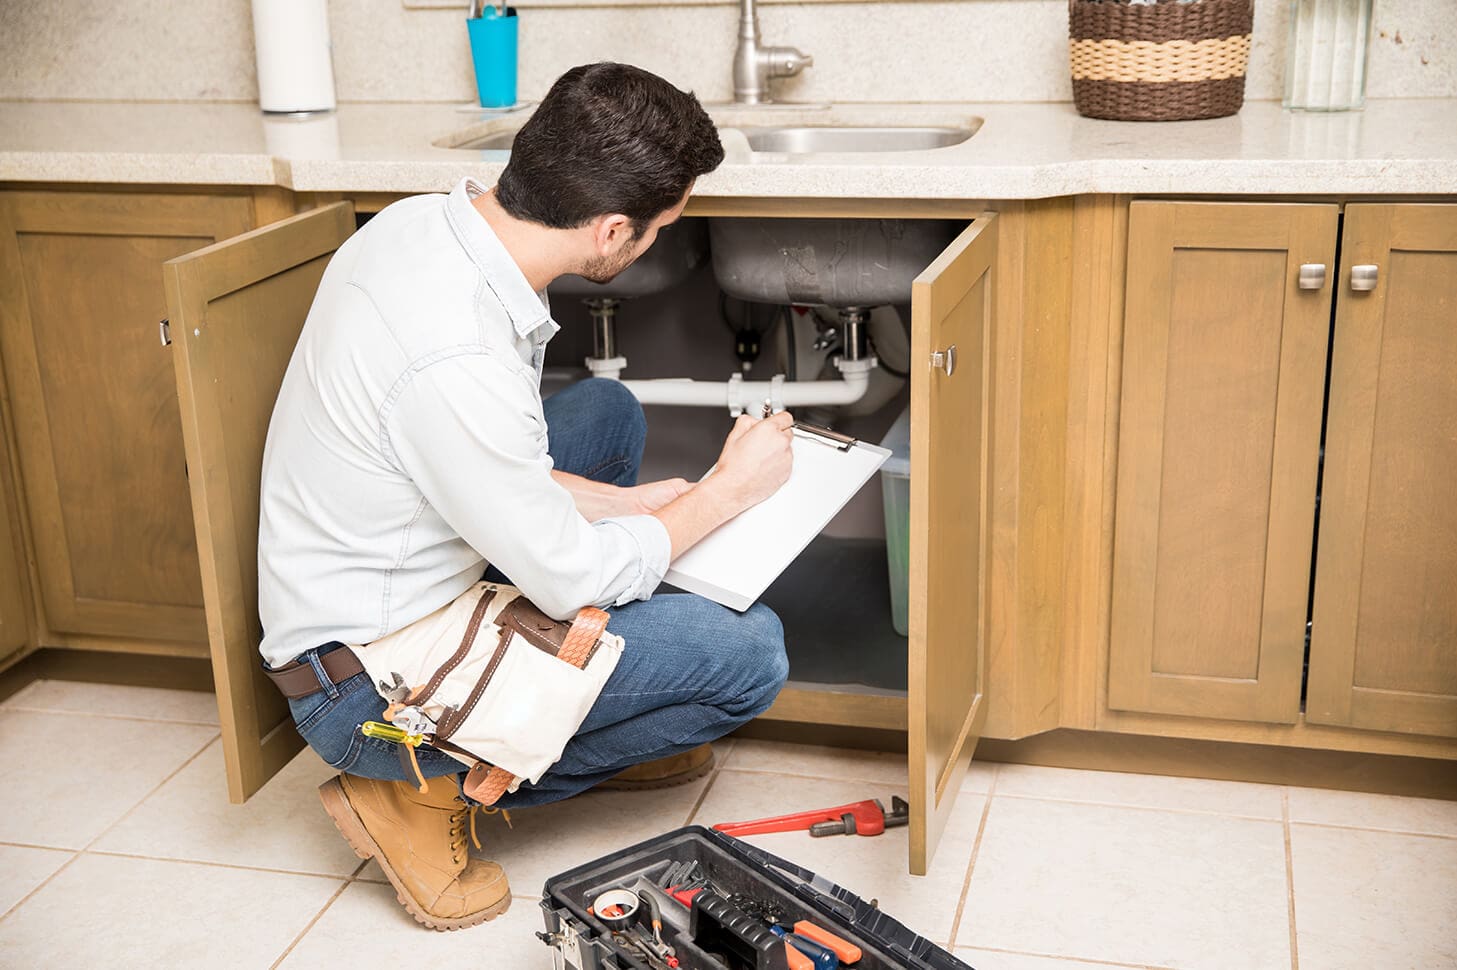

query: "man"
xmin=256 ymin=63 xmax=793 ymax=931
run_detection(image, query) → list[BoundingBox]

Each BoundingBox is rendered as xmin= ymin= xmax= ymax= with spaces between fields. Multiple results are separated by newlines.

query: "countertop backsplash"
xmin=0 ymin=0 xmax=1451 ymax=105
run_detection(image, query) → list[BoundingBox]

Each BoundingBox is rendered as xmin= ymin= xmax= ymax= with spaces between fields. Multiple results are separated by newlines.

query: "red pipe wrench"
xmin=713 ymin=796 xmax=909 ymax=838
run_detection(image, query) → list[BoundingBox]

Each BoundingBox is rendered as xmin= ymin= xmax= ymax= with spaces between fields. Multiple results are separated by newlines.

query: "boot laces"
xmin=448 ymin=802 xmax=482 ymax=865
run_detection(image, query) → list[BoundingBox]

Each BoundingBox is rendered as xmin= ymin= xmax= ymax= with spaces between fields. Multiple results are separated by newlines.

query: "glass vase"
xmin=1284 ymin=0 xmax=1376 ymax=111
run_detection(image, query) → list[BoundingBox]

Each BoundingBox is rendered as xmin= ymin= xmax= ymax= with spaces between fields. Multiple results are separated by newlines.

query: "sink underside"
xmin=711 ymin=218 xmax=962 ymax=308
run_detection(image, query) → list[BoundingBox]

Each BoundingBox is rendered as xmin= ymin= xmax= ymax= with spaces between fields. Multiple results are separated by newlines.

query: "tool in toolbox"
xmin=713 ymin=796 xmax=910 ymax=838
xmin=540 ymin=826 xmax=970 ymax=970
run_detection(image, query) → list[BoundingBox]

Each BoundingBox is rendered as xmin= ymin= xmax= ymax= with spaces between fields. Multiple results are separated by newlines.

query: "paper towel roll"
xmin=252 ymin=0 xmax=337 ymax=114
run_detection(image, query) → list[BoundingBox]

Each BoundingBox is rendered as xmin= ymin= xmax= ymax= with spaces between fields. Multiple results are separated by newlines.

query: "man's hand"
xmin=624 ymin=478 xmax=693 ymax=514
xmin=551 ymin=470 xmax=692 ymax=521
xmin=651 ymin=411 xmax=796 ymax=559
xmin=709 ymin=410 xmax=796 ymax=511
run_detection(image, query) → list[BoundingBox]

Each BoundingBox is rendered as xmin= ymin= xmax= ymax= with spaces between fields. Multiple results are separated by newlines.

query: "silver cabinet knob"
xmin=1298 ymin=264 xmax=1327 ymax=290
xmin=1351 ymin=264 xmax=1379 ymax=291
xmin=930 ymin=345 xmax=957 ymax=377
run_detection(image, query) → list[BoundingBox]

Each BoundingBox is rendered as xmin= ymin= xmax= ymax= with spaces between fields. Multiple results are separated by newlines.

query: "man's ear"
xmin=591 ymin=213 xmax=635 ymax=256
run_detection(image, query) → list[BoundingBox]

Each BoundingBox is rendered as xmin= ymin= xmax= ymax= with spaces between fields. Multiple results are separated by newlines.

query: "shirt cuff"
xmin=597 ymin=513 xmax=671 ymax=605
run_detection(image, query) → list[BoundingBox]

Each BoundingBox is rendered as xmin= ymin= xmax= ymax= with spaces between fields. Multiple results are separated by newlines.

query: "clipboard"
xmin=663 ymin=422 xmax=891 ymax=612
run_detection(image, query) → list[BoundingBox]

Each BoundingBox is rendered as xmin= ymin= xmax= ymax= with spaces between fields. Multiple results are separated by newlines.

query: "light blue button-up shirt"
xmin=256 ymin=177 xmax=670 ymax=668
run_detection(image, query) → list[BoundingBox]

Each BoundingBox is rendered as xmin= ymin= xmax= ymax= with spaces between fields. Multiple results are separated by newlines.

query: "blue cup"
xmin=468 ymin=8 xmax=518 ymax=109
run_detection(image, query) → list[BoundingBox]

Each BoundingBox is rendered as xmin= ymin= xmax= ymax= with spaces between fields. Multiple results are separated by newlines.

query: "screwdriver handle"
xmin=792 ymin=921 xmax=862 ymax=964
xmin=768 ymin=926 xmax=839 ymax=969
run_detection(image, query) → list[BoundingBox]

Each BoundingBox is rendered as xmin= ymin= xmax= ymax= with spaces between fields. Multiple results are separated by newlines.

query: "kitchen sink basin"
xmin=710 ymin=218 xmax=961 ymax=307
xmin=549 ymin=217 xmax=710 ymax=300
xmin=457 ymin=130 xmax=517 ymax=151
xmin=734 ymin=125 xmax=976 ymax=154
xmin=437 ymin=110 xmax=983 ymax=156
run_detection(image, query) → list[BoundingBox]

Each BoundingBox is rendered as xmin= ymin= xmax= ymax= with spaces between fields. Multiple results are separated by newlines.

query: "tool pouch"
xmin=347 ymin=581 xmax=623 ymax=803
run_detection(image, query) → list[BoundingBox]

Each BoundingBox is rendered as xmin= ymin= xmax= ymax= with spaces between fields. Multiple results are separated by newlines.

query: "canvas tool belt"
xmin=346 ymin=582 xmax=623 ymax=805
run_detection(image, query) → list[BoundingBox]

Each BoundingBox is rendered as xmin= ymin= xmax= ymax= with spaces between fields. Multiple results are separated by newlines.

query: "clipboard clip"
xmin=792 ymin=421 xmax=858 ymax=452
xmin=760 ymin=401 xmax=859 ymax=452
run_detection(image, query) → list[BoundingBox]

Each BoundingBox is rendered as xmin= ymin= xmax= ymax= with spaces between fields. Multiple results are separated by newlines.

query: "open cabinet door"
xmin=908 ymin=215 xmax=996 ymax=875
xmin=163 ymin=202 xmax=355 ymax=802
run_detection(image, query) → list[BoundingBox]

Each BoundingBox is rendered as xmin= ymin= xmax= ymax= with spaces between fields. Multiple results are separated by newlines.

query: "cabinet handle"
xmin=1297 ymin=264 xmax=1326 ymax=290
xmin=930 ymin=344 xmax=957 ymax=377
xmin=159 ymin=318 xmax=171 ymax=346
xmin=1350 ymin=264 xmax=1379 ymax=291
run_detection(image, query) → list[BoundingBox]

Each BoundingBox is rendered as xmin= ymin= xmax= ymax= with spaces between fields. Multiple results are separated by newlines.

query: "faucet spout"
xmin=733 ymin=0 xmax=812 ymax=104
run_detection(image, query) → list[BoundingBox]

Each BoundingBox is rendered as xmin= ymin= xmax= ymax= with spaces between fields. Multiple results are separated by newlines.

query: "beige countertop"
xmin=1 ymin=98 xmax=1455 ymax=199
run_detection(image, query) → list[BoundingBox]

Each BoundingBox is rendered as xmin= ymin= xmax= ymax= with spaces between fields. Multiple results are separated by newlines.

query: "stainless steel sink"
xmin=440 ymin=115 xmax=983 ymax=156
xmin=710 ymin=218 xmax=961 ymax=307
xmin=734 ymin=125 xmax=976 ymax=154
xmin=456 ymin=130 xmax=517 ymax=151
xmin=549 ymin=217 xmax=710 ymax=300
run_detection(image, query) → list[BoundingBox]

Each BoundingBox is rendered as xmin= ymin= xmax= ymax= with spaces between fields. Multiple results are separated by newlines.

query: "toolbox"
xmin=538 ymin=825 xmax=972 ymax=970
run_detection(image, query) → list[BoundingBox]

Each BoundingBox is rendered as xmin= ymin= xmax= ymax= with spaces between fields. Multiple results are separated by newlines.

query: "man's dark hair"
xmin=495 ymin=63 xmax=724 ymax=238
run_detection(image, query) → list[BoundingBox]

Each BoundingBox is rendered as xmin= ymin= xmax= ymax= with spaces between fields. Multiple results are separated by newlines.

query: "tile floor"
xmin=2 ymin=679 xmax=1454 ymax=970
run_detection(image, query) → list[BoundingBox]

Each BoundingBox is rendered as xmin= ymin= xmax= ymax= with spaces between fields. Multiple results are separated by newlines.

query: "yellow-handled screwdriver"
xmin=360 ymin=721 xmax=430 ymax=792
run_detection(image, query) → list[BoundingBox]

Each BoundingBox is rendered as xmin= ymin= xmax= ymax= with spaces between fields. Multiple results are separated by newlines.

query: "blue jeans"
xmin=284 ymin=378 xmax=789 ymax=808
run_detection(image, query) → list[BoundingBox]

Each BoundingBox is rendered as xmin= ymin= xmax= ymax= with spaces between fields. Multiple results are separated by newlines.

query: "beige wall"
xmin=0 ymin=0 xmax=1452 ymax=105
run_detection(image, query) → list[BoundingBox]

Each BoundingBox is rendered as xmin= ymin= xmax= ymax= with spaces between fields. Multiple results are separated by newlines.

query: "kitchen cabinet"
xmin=165 ymin=202 xmax=356 ymax=802
xmin=0 ymin=190 xmax=256 ymax=649
xmin=162 ymin=199 xmax=997 ymax=874
xmin=1106 ymin=200 xmax=1457 ymax=740
xmin=0 ymin=413 xmax=33 ymax=666
xmin=1306 ymin=204 xmax=1457 ymax=738
xmin=1108 ymin=201 xmax=1336 ymax=723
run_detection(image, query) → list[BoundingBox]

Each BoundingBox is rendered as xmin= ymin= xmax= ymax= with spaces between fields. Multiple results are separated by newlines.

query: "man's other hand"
xmin=626 ymin=478 xmax=693 ymax=514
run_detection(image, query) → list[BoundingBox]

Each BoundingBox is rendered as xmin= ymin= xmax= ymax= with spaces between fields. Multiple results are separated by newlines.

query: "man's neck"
xmin=470 ymin=188 xmax=574 ymax=293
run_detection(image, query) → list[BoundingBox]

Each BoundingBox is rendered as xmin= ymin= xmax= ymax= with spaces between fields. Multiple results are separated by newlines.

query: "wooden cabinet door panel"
xmin=908 ymin=215 xmax=995 ymax=875
xmin=1110 ymin=201 xmax=1337 ymax=723
xmin=0 ymin=191 xmax=255 ymax=643
xmin=1307 ymin=203 xmax=1457 ymax=738
xmin=165 ymin=202 xmax=355 ymax=802
xmin=0 ymin=417 xmax=33 ymax=666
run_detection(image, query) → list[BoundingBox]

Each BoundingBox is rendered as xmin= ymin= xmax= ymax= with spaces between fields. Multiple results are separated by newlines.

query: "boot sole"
xmin=318 ymin=777 xmax=512 ymax=931
xmin=596 ymin=750 xmax=716 ymax=791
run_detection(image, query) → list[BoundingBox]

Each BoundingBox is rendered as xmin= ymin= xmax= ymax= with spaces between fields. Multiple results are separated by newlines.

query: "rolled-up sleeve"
xmin=382 ymin=352 xmax=668 ymax=620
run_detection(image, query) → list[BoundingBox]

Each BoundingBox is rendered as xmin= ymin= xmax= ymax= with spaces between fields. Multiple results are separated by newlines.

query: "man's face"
xmin=578 ymin=190 xmax=691 ymax=284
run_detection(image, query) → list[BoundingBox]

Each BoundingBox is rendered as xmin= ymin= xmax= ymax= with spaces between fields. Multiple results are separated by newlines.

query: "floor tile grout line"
xmin=682 ymin=744 xmax=737 ymax=827
xmin=0 ymin=850 xmax=82 ymax=925
xmin=991 ymin=791 xmax=1286 ymax=823
xmin=0 ymin=730 xmax=232 ymax=924
xmin=944 ymin=763 xmax=998 ymax=949
xmin=83 ymin=848 xmax=356 ymax=882
xmin=1285 ymin=818 xmax=1457 ymax=841
xmin=716 ymin=763 xmax=990 ymax=796
xmin=77 ymin=732 xmax=222 ymax=855
xmin=956 ymin=943 xmax=1178 ymax=970
xmin=0 ymin=703 xmax=219 ymax=728
xmin=0 ymin=839 xmax=84 ymax=852
xmin=269 ymin=878 xmax=352 ymax=970
xmin=1282 ymin=790 xmax=1300 ymax=970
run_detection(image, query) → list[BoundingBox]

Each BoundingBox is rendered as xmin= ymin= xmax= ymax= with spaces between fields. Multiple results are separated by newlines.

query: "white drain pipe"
xmin=587 ymin=356 xmax=876 ymax=414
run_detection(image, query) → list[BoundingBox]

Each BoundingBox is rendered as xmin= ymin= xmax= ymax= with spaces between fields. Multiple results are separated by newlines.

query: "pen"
xmin=760 ymin=401 xmax=857 ymax=452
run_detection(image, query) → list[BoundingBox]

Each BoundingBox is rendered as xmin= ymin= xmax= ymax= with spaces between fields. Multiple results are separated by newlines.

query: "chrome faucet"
xmin=733 ymin=0 xmax=813 ymax=104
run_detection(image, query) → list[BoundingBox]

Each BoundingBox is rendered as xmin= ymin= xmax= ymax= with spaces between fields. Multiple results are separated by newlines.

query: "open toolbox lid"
xmin=540 ymin=825 xmax=972 ymax=970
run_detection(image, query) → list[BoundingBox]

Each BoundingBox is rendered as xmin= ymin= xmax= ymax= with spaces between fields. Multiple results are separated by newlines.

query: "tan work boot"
xmin=318 ymin=774 xmax=510 ymax=930
xmin=598 ymin=744 xmax=715 ymax=791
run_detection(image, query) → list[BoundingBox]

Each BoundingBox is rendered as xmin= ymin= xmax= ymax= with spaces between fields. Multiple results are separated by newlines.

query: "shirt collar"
xmin=445 ymin=177 xmax=558 ymax=341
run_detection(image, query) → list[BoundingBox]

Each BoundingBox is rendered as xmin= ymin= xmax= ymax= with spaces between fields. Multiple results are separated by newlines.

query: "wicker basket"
xmin=1069 ymin=0 xmax=1253 ymax=122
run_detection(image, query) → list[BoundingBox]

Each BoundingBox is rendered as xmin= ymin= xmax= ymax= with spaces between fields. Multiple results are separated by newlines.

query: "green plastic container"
xmin=880 ymin=405 xmax=911 ymax=637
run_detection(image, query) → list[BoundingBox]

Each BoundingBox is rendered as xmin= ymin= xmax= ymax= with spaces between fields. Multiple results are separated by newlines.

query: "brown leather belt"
xmin=264 ymin=646 xmax=366 ymax=699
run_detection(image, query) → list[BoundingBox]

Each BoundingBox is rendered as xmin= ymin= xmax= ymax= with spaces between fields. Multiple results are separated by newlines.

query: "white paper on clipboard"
xmin=663 ymin=427 xmax=891 ymax=611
